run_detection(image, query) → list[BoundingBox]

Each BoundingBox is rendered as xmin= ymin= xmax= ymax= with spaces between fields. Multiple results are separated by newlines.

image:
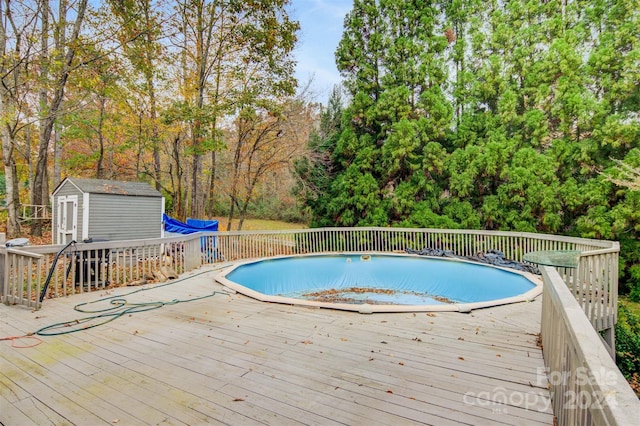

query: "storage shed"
xmin=51 ymin=177 xmax=165 ymax=244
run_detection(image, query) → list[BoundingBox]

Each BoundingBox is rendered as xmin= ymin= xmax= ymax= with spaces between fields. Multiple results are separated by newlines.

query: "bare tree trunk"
xmin=226 ymin=198 xmax=237 ymax=231
xmin=95 ymin=96 xmax=106 ymax=179
xmin=207 ymin=151 xmax=216 ymax=214
xmin=52 ymin=0 xmax=67 ymax=189
xmin=23 ymin=123 xmax=35 ymax=198
xmin=32 ymin=0 xmax=88 ymax=236
xmin=171 ymin=136 xmax=185 ymax=219
xmin=33 ymin=0 xmax=50 ymax=236
xmin=190 ymin=130 xmax=202 ymax=218
xmin=150 ymin=86 xmax=162 ymax=191
xmin=1 ymin=127 xmax=21 ymax=238
xmin=53 ymin=125 xmax=62 ymax=187
xmin=135 ymin=112 xmax=143 ymax=178
xmin=141 ymin=4 xmax=162 ymax=191
xmin=0 ymin=0 xmax=24 ymax=237
xmin=227 ymin=119 xmax=246 ymax=231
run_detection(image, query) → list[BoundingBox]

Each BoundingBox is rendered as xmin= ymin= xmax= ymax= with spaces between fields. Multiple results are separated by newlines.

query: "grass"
xmin=620 ymin=296 xmax=640 ymax=317
xmin=0 ymin=217 xmax=305 ymax=242
xmin=212 ymin=217 xmax=307 ymax=231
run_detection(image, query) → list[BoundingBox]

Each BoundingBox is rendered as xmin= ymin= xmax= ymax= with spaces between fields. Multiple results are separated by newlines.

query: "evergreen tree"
xmin=333 ymin=0 xmax=452 ymax=226
xmin=293 ymin=87 xmax=344 ymax=227
xmin=298 ymin=0 xmax=639 ymax=295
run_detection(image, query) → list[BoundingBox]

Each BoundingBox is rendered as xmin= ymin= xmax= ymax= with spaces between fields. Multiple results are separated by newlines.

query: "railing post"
xmin=603 ymin=327 xmax=615 ymax=360
xmin=0 ymin=248 xmax=6 ymax=304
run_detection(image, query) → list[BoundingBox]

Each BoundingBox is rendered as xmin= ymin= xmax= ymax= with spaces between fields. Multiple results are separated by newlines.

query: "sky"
xmin=288 ymin=0 xmax=352 ymax=104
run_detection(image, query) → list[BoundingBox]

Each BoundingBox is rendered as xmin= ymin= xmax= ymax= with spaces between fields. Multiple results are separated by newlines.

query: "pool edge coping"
xmin=214 ymin=252 xmax=543 ymax=314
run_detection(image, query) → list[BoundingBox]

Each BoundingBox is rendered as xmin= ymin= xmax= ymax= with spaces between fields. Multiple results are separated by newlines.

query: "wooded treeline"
xmin=1 ymin=0 xmax=314 ymax=236
xmin=295 ymin=0 xmax=640 ymax=298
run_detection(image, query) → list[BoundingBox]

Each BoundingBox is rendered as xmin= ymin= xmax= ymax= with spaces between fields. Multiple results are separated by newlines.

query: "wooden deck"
xmin=1 ymin=266 xmax=554 ymax=425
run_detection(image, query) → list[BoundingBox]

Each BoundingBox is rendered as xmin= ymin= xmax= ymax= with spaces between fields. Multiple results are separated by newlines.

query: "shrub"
xmin=616 ymin=302 xmax=640 ymax=396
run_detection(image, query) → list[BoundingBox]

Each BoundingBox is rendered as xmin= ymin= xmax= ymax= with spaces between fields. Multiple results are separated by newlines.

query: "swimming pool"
xmin=215 ymin=254 xmax=542 ymax=313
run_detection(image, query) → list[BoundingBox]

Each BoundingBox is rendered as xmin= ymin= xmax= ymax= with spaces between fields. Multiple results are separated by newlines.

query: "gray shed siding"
xmin=87 ymin=194 xmax=162 ymax=241
xmin=51 ymin=181 xmax=85 ymax=243
xmin=51 ymin=178 xmax=164 ymax=243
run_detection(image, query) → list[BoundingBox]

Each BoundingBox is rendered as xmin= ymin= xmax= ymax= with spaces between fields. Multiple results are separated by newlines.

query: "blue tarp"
xmin=163 ymin=214 xmax=218 ymax=234
xmin=186 ymin=217 xmax=219 ymax=232
xmin=163 ymin=214 xmax=220 ymax=261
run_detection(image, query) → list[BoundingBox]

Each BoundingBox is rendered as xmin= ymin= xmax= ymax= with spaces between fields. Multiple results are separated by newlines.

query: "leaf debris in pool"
xmin=296 ymin=287 xmax=454 ymax=305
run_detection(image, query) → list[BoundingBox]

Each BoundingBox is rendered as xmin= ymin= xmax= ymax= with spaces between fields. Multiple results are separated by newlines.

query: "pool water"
xmin=222 ymin=254 xmax=537 ymax=306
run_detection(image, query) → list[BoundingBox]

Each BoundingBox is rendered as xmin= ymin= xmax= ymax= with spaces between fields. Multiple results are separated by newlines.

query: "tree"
xmin=332 ymin=0 xmax=452 ymax=226
xmin=0 ymin=0 xmax=43 ymax=238
xmin=226 ymin=97 xmax=310 ymax=229
xmin=302 ymin=0 xmax=640 ymax=270
xmin=605 ymin=159 xmax=640 ymax=191
xmin=31 ymin=0 xmax=89 ymax=236
xmin=108 ymin=0 xmax=165 ymax=190
xmin=165 ymin=0 xmax=298 ymax=219
xmin=293 ymin=86 xmax=344 ymax=227
xmin=163 ymin=0 xmax=299 ymax=220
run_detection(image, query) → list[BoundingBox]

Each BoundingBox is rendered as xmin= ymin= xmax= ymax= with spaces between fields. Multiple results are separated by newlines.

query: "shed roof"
xmin=53 ymin=177 xmax=162 ymax=197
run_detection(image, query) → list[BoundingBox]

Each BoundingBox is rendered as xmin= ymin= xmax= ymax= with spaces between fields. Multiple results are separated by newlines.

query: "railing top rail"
xmin=580 ymin=247 xmax=621 ymax=256
xmin=1 ymin=247 xmax=44 ymax=259
xmin=14 ymin=227 xmax=619 ymax=256
xmin=20 ymin=234 xmax=204 ymax=255
xmin=205 ymin=227 xmax=617 ymax=248
xmin=541 ymin=266 xmax=640 ymax=424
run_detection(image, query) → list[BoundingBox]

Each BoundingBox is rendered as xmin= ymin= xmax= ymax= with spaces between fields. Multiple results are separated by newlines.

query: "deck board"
xmin=1 ymin=266 xmax=554 ymax=425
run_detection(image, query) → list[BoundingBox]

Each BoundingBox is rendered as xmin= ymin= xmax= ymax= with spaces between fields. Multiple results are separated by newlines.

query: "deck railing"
xmin=1 ymin=248 xmax=43 ymax=309
xmin=540 ymin=266 xmax=640 ymax=425
xmin=2 ymin=227 xmax=636 ymax=423
xmin=1 ymin=235 xmax=202 ymax=306
xmin=1 ymin=228 xmax=618 ymax=308
xmin=1 ymin=228 xmax=619 ymax=334
xmin=209 ymin=227 xmax=614 ymax=262
xmin=19 ymin=204 xmax=51 ymax=222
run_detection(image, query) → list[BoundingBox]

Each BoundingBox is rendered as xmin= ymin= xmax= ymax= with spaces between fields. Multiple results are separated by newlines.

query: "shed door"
xmin=57 ymin=195 xmax=78 ymax=245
